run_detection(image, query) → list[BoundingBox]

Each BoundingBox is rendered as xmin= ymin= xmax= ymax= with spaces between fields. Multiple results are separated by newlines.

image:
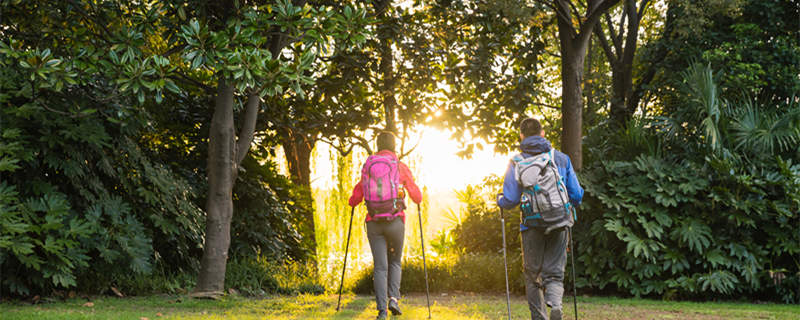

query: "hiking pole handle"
xmin=497 ymin=193 xmax=505 ymax=220
xmin=336 ymin=206 xmax=356 ymax=312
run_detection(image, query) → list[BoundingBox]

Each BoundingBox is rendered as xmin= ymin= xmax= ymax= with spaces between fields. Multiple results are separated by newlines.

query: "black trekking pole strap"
xmin=336 ymin=206 xmax=356 ymax=312
xmin=417 ymin=202 xmax=432 ymax=319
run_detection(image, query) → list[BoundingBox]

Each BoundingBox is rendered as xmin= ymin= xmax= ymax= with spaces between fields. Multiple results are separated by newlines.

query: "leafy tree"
xmin=155 ymin=0 xmax=370 ymax=296
xmin=419 ymin=0 xmax=551 ymax=154
xmin=1 ymin=0 xmax=370 ymax=296
xmin=0 ymin=1 xmax=204 ymax=294
xmin=592 ymin=0 xmax=655 ymax=125
xmin=532 ymin=0 xmax=621 ymax=169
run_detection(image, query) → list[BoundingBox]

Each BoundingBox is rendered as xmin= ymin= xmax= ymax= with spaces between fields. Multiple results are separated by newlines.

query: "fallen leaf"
xmin=228 ymin=288 xmax=239 ymax=295
xmin=156 ymin=312 xmax=163 ymax=317
xmin=140 ymin=317 xmax=149 ymax=320
xmin=68 ymin=291 xmax=76 ymax=298
xmin=82 ymin=302 xmax=94 ymax=307
xmin=111 ymin=287 xmax=124 ymax=297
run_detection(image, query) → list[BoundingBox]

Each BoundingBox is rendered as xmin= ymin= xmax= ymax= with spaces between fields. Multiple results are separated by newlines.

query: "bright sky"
xmin=310 ymin=127 xmax=510 ymax=193
xmin=414 ymin=128 xmax=510 ymax=191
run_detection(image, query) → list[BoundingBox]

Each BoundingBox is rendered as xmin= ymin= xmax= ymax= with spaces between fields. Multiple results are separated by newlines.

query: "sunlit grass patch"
xmin=2 ymin=293 xmax=799 ymax=319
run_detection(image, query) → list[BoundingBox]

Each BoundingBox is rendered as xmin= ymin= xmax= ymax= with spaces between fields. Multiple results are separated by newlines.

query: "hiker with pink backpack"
xmin=347 ymin=131 xmax=423 ymax=320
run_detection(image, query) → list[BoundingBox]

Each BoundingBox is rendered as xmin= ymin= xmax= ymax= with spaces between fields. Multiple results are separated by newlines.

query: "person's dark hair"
xmin=520 ymin=118 xmax=543 ymax=138
xmin=376 ymin=131 xmax=396 ymax=152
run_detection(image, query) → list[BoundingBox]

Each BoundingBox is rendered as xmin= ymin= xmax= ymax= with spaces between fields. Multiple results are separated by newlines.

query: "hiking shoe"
xmin=550 ymin=307 xmax=562 ymax=320
xmin=376 ymin=310 xmax=388 ymax=319
xmin=388 ymin=297 xmax=402 ymax=315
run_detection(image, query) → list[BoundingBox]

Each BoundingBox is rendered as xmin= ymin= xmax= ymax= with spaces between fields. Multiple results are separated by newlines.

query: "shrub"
xmin=226 ymin=256 xmax=323 ymax=296
xmin=352 ymin=253 xmax=528 ymax=295
xmin=578 ymin=63 xmax=800 ymax=302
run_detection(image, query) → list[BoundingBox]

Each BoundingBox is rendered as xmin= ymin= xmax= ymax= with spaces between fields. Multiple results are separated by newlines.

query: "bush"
xmin=225 ymin=256 xmax=323 ymax=296
xmin=352 ymin=253 xmax=528 ymax=295
xmin=577 ymin=63 xmax=800 ymax=302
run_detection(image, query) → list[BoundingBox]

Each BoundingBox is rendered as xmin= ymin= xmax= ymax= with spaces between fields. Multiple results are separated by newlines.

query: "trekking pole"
xmin=336 ymin=206 xmax=356 ymax=312
xmin=500 ymin=204 xmax=512 ymax=320
xmin=568 ymin=226 xmax=578 ymax=320
xmin=417 ymin=203 xmax=431 ymax=319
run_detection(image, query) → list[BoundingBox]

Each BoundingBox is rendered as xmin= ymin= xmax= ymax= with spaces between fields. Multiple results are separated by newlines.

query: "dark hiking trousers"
xmin=521 ymin=227 xmax=567 ymax=320
xmin=366 ymin=218 xmax=405 ymax=312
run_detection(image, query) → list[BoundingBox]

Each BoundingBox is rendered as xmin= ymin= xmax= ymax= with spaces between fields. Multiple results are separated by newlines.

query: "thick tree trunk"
xmin=552 ymin=0 xmax=621 ymax=170
xmin=195 ymin=81 xmax=236 ymax=294
xmin=560 ymin=48 xmax=587 ymax=170
xmin=558 ymin=25 xmax=592 ymax=170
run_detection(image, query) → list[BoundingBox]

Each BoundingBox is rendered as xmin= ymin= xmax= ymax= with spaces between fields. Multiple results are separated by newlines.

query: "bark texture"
xmin=550 ymin=0 xmax=622 ymax=170
xmin=196 ymin=81 xmax=237 ymax=294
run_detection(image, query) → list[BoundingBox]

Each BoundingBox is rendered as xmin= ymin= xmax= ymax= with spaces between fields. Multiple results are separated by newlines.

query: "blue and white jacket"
xmin=497 ymin=135 xmax=584 ymax=231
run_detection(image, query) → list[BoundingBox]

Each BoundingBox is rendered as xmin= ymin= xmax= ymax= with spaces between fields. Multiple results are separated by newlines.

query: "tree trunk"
xmin=195 ymin=80 xmax=236 ymax=294
xmin=558 ymin=24 xmax=592 ymax=170
xmin=596 ymin=0 xmax=648 ymax=125
xmin=375 ymin=0 xmax=397 ymax=133
xmin=282 ymin=129 xmax=316 ymax=252
xmin=551 ymin=0 xmax=621 ymax=170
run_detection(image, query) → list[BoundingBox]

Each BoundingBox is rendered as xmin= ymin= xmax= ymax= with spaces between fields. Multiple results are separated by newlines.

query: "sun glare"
xmin=415 ymin=128 xmax=509 ymax=192
xmin=309 ymin=127 xmax=511 ymax=233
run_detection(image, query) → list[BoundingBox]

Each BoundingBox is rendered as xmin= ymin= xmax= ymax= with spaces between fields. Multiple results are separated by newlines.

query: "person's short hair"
xmin=520 ymin=118 xmax=543 ymax=138
xmin=376 ymin=131 xmax=396 ymax=152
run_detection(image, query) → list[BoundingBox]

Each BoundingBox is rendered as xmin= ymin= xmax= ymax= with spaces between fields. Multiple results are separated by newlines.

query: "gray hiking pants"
xmin=521 ymin=227 xmax=567 ymax=320
xmin=366 ymin=218 xmax=405 ymax=311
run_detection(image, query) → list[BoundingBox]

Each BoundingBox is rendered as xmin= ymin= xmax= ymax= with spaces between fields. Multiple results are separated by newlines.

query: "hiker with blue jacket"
xmin=497 ymin=118 xmax=584 ymax=320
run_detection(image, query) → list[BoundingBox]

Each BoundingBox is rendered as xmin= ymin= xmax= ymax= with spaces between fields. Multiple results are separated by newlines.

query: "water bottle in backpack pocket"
xmin=362 ymin=154 xmax=406 ymax=221
xmin=515 ymin=150 xmax=573 ymax=233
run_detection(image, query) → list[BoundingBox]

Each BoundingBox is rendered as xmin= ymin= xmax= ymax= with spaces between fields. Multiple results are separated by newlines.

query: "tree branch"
xmin=531 ymin=101 xmax=560 ymax=110
xmin=170 ymin=71 xmax=213 ymax=92
xmin=638 ymin=0 xmax=652 ymax=19
xmin=318 ymin=137 xmax=356 ymax=156
xmin=536 ymin=0 xmax=578 ymax=38
xmin=617 ymin=0 xmax=628 ymax=44
xmin=566 ymin=0 xmax=582 ymax=28
xmin=398 ymin=134 xmax=422 ymax=160
xmin=235 ymin=92 xmax=260 ymax=165
xmin=582 ymin=0 xmax=622 ymax=35
xmin=604 ymin=13 xmax=623 ymax=55
xmin=352 ymin=134 xmax=374 ymax=155
xmin=593 ymin=23 xmax=618 ymax=66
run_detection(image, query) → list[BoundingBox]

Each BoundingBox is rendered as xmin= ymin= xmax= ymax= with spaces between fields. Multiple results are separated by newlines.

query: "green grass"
xmin=1 ymin=293 xmax=798 ymax=319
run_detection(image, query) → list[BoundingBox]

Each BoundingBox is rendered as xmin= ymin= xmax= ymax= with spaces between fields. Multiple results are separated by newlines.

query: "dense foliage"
xmin=578 ymin=63 xmax=800 ymax=303
xmin=2 ymin=0 xmax=798 ymax=304
xmin=0 ymin=0 xmax=326 ymax=296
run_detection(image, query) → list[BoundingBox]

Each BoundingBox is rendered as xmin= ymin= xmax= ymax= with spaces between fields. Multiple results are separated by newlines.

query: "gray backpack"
xmin=512 ymin=149 xmax=573 ymax=233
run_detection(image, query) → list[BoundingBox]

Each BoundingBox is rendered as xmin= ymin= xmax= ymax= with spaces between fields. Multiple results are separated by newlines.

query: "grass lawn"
xmin=1 ymin=293 xmax=798 ymax=319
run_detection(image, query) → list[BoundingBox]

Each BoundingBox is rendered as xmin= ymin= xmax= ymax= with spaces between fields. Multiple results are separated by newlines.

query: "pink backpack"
xmin=361 ymin=154 xmax=405 ymax=220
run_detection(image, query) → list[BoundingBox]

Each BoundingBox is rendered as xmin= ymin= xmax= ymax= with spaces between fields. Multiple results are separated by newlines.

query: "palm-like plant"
xmin=729 ymin=98 xmax=800 ymax=157
xmin=678 ymin=63 xmax=800 ymax=164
